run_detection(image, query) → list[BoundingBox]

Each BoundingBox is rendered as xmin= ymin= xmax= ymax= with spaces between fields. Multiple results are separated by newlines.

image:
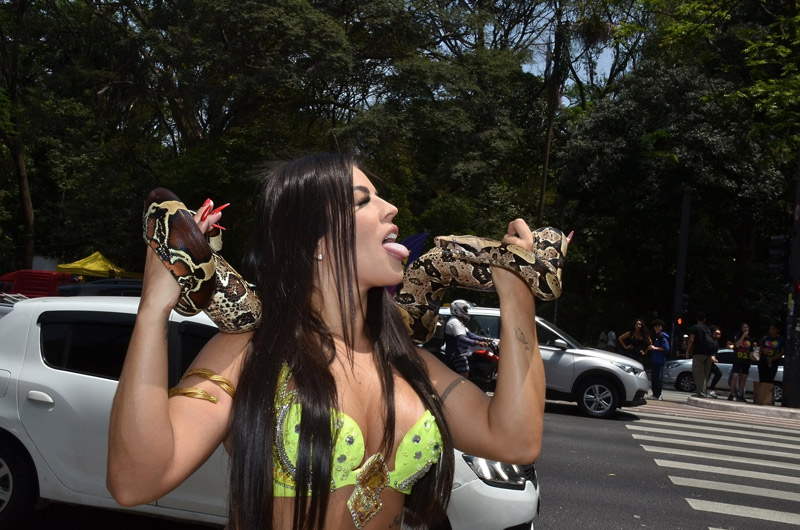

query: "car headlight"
xmin=461 ymin=454 xmax=529 ymax=490
xmin=665 ymin=361 xmax=683 ymax=369
xmin=612 ymin=361 xmax=644 ymax=376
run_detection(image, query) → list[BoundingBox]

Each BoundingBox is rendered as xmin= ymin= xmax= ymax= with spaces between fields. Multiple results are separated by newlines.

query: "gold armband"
xmin=168 ymin=386 xmax=218 ymax=403
xmin=167 ymin=368 xmax=235 ymax=404
xmin=182 ymin=368 xmax=235 ymax=397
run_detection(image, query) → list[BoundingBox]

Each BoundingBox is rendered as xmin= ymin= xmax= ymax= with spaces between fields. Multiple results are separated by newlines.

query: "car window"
xmin=169 ymin=321 xmax=218 ymax=386
xmin=37 ymin=311 xmax=217 ymax=383
xmin=535 ymin=323 xmax=563 ymax=348
xmin=469 ymin=315 xmax=501 ymax=338
xmin=39 ymin=311 xmax=137 ymax=380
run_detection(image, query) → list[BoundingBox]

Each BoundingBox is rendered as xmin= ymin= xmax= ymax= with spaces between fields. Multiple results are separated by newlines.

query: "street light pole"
xmin=671 ymin=190 xmax=691 ymax=354
xmin=784 ymin=161 xmax=800 ymax=408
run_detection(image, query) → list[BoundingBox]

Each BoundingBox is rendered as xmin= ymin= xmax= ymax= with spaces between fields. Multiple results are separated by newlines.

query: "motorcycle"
xmin=468 ymin=340 xmax=500 ymax=391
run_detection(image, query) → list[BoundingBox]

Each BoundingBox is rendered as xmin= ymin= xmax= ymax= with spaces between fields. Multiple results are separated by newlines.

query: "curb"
xmin=686 ymin=396 xmax=800 ymax=420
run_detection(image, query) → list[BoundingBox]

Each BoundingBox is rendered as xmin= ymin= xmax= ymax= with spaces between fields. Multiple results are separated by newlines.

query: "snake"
xmin=142 ymin=188 xmax=568 ymax=340
xmin=143 ymin=188 xmax=261 ymax=333
xmin=393 ymin=231 xmax=567 ymax=343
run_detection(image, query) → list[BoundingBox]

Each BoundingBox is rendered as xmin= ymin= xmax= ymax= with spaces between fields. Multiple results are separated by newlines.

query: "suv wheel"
xmin=576 ymin=379 xmax=619 ymax=419
xmin=774 ymin=383 xmax=783 ymax=403
xmin=675 ymin=372 xmax=696 ymax=392
xmin=0 ymin=438 xmax=38 ymax=527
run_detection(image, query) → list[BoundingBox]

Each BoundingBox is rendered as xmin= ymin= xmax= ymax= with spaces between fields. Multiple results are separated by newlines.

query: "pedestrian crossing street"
xmin=626 ymin=408 xmax=800 ymax=528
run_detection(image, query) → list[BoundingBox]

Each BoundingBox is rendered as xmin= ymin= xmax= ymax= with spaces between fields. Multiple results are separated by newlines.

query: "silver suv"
xmin=428 ymin=306 xmax=650 ymax=418
xmin=0 ymin=296 xmax=539 ymax=529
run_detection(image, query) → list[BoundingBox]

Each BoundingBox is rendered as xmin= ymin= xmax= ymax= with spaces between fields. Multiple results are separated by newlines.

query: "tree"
xmin=0 ymin=1 xmax=37 ymax=268
xmin=556 ymin=60 xmax=785 ymax=335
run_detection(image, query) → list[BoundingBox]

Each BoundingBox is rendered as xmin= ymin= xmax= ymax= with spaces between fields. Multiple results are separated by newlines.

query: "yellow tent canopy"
xmin=57 ymin=251 xmax=142 ymax=279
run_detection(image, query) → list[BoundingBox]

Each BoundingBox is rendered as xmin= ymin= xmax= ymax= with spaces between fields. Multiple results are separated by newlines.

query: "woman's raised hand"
xmin=491 ymin=219 xmax=535 ymax=299
xmin=139 ymin=199 xmax=225 ymax=314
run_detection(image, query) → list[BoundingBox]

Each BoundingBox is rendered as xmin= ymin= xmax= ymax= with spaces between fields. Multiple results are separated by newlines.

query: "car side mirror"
xmin=554 ymin=339 xmax=569 ymax=350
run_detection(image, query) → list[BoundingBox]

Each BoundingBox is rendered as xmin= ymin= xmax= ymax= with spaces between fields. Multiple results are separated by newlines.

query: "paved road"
xmin=535 ymin=393 xmax=800 ymax=529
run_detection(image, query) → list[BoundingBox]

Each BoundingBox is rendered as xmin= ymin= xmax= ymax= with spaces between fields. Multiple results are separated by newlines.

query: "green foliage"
xmin=556 ymin=60 xmax=786 ymax=336
xmin=651 ymin=0 xmax=800 ymax=155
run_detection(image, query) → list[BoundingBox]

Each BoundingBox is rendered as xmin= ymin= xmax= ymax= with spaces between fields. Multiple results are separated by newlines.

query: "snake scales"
xmin=143 ymin=188 xmax=567 ymax=339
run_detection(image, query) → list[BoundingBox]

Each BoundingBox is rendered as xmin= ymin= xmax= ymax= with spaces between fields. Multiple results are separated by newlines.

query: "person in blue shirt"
xmin=648 ymin=319 xmax=670 ymax=400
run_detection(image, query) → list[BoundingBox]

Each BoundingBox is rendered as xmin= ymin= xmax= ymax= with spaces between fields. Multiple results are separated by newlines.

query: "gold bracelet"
xmin=180 ymin=368 xmax=235 ymax=398
xmin=168 ymin=386 xmax=218 ymax=404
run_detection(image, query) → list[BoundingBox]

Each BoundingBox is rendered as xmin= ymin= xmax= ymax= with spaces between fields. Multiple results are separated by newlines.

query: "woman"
xmin=107 ymin=153 xmax=546 ymax=530
xmin=618 ymin=318 xmax=652 ymax=360
xmin=757 ymin=323 xmax=784 ymax=404
xmin=729 ymin=322 xmax=754 ymax=402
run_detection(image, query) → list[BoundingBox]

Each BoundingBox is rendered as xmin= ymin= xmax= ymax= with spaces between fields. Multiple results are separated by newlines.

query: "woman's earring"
xmin=316 ymin=253 xmax=323 ymax=261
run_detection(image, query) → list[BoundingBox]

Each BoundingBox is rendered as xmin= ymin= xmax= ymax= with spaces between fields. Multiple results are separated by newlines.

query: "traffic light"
xmin=769 ymin=234 xmax=791 ymax=277
xmin=676 ymin=294 xmax=689 ymax=325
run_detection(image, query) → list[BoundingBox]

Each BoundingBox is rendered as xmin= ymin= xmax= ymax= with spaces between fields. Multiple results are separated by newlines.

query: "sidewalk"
xmin=685 ymin=393 xmax=800 ymax=419
xmin=657 ymin=388 xmax=800 ymax=420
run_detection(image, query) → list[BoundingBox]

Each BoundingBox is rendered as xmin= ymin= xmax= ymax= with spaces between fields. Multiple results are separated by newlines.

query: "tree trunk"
xmin=13 ymin=139 xmax=34 ymax=268
xmin=537 ymin=12 xmax=567 ymax=225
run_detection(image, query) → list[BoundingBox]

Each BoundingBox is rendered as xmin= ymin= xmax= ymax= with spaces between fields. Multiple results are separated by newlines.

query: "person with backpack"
xmin=686 ymin=312 xmax=717 ymax=398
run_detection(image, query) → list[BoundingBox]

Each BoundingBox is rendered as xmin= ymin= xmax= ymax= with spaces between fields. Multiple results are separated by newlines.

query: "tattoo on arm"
xmin=389 ymin=515 xmax=403 ymax=528
xmin=440 ymin=377 xmax=467 ymax=404
xmin=514 ymin=327 xmax=531 ymax=351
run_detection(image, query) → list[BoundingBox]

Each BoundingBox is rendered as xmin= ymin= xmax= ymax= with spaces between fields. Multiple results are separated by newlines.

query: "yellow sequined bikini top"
xmin=273 ymin=364 xmax=443 ymax=528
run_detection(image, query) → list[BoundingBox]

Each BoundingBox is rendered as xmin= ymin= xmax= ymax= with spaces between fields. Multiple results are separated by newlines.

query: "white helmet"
xmin=450 ymin=299 xmax=473 ymax=322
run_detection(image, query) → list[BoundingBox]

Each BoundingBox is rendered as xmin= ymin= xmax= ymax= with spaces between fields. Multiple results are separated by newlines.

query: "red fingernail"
xmin=210 ymin=203 xmax=230 ymax=216
xmin=200 ymin=204 xmax=212 ymax=222
xmin=213 ymin=223 xmax=226 ymax=231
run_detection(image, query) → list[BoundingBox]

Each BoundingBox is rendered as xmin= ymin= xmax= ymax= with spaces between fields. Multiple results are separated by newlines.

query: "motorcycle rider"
xmin=444 ymin=299 xmax=492 ymax=378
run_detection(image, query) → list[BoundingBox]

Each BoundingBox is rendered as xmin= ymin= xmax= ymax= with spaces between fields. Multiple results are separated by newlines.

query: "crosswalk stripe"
xmin=686 ymin=499 xmax=800 ymax=525
xmin=632 ymin=434 xmax=800 ymax=460
xmin=632 ymin=418 xmax=800 ymax=442
xmin=632 ymin=410 xmax=800 ymax=435
xmin=669 ymin=476 xmax=800 ymax=502
xmin=626 ymin=425 xmax=800 ymax=450
xmin=655 ymin=459 xmax=800 ymax=485
xmin=634 ymin=419 xmax=800 ymax=444
xmin=641 ymin=445 xmax=800 ymax=471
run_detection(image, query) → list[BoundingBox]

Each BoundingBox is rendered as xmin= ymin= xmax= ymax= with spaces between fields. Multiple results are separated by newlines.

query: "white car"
xmin=663 ymin=348 xmax=784 ymax=401
xmin=0 ymin=296 xmax=539 ymax=529
xmin=426 ymin=306 xmax=650 ymax=418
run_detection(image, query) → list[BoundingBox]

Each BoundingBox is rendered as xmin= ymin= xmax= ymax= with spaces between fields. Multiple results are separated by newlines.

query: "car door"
xmin=155 ymin=319 xmax=228 ymax=516
xmin=17 ymin=310 xmax=137 ymax=500
xmin=536 ymin=323 xmax=574 ymax=392
xmin=18 ymin=309 xmax=228 ymax=518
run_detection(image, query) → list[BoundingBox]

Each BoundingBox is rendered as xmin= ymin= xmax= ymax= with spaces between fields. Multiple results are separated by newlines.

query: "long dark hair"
xmin=630 ymin=318 xmax=649 ymax=338
xmin=228 ymin=153 xmax=454 ymax=530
